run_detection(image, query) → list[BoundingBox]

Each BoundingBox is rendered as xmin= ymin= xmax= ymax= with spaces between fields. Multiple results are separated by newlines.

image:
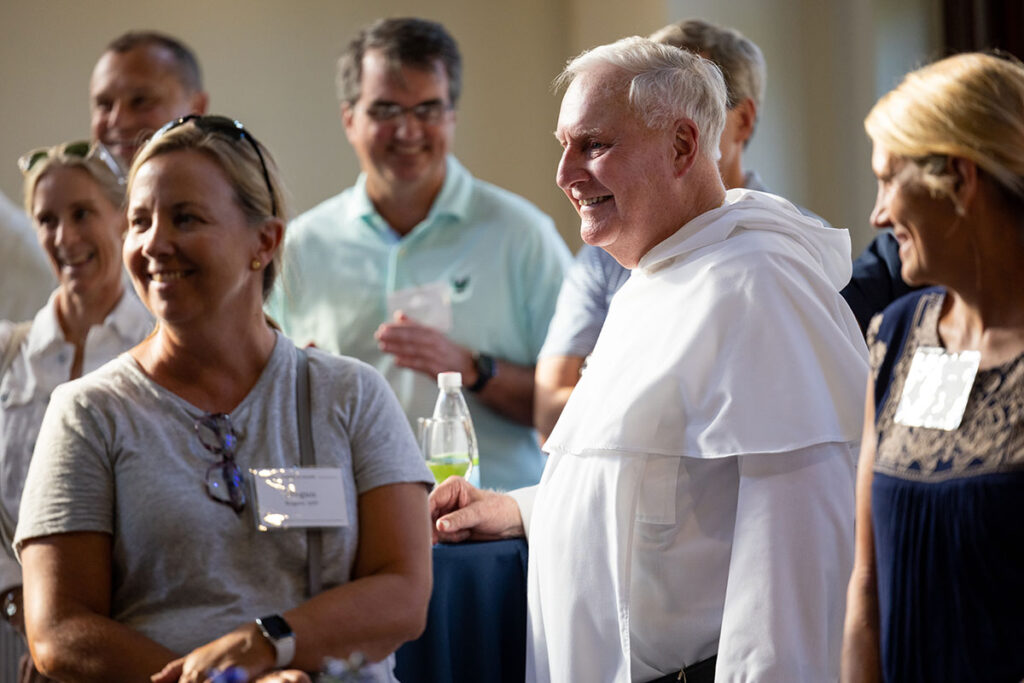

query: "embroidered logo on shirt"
xmin=450 ymin=276 xmax=473 ymax=303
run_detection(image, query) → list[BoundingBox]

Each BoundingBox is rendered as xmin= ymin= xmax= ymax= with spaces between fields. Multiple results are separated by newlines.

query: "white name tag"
xmin=387 ymin=281 xmax=452 ymax=332
xmin=894 ymin=346 xmax=980 ymax=431
xmin=250 ymin=467 xmax=349 ymax=531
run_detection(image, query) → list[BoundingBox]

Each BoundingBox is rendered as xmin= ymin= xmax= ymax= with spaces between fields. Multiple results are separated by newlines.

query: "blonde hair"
xmin=23 ymin=143 xmax=124 ymax=216
xmin=127 ymin=118 xmax=287 ymax=300
xmin=865 ymin=52 xmax=1024 ymax=203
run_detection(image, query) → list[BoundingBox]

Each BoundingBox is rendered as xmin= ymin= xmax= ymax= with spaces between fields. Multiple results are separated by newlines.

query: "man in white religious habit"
xmin=429 ymin=36 xmax=868 ymax=682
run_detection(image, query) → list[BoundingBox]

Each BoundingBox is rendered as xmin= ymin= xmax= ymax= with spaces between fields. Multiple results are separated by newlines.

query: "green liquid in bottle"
xmin=428 ymin=454 xmax=471 ymax=483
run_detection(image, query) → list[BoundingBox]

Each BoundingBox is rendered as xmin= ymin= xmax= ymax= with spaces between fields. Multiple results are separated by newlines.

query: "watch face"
xmin=475 ymin=353 xmax=495 ymax=378
xmin=257 ymin=614 xmax=293 ymax=639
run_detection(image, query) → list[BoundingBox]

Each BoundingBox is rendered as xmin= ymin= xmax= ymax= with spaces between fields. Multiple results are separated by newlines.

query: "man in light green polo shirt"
xmin=268 ymin=17 xmax=570 ymax=490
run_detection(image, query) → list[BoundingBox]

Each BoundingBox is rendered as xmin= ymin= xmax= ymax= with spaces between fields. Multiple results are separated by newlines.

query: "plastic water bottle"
xmin=423 ymin=372 xmax=480 ymax=485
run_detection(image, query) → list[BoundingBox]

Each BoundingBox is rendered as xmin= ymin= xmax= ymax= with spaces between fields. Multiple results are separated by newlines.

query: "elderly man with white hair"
xmin=430 ymin=36 xmax=867 ymax=682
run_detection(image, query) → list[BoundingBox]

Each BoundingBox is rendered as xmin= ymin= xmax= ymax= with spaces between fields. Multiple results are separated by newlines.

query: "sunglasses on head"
xmin=152 ymin=115 xmax=279 ymax=218
xmin=18 ymin=141 xmax=126 ymax=185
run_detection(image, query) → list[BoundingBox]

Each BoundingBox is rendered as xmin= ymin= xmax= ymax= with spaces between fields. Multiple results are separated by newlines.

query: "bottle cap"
xmin=438 ymin=372 xmax=462 ymax=390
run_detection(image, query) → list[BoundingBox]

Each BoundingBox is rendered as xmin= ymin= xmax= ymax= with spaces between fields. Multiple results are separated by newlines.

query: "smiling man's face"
xmin=90 ymin=44 xmax=204 ymax=167
xmin=342 ymin=49 xmax=456 ymax=203
xmin=555 ymin=66 xmax=681 ymax=267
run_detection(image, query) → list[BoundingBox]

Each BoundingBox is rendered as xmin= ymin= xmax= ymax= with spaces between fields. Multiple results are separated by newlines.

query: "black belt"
xmin=647 ymin=655 xmax=716 ymax=683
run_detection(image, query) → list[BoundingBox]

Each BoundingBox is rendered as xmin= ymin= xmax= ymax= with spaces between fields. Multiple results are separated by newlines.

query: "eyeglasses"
xmin=18 ymin=140 xmax=127 ymax=186
xmin=153 ymin=115 xmax=279 ymax=218
xmin=363 ymin=100 xmax=451 ymax=125
xmin=195 ymin=412 xmax=247 ymax=514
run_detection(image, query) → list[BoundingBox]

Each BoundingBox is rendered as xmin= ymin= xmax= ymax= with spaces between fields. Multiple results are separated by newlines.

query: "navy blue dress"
xmin=867 ymin=288 xmax=1024 ymax=682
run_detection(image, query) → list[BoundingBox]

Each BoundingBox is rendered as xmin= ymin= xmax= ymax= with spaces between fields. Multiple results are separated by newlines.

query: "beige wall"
xmin=1 ymin=0 xmax=939 ymax=256
xmin=1 ymin=0 xmax=661 ymax=252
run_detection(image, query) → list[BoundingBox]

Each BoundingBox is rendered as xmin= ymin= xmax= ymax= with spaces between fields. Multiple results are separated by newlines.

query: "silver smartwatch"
xmin=255 ymin=614 xmax=296 ymax=668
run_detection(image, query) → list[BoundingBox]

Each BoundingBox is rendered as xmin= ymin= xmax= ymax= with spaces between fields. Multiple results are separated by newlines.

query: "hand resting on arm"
xmin=150 ymin=482 xmax=431 ymax=683
xmin=22 ymin=483 xmax=430 ymax=683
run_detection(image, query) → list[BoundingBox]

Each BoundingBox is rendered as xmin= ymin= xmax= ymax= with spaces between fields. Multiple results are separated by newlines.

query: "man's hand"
xmin=378 ymin=310 xmax=537 ymax=426
xmin=375 ymin=311 xmax=474 ymax=381
xmin=429 ymin=477 xmax=525 ymax=544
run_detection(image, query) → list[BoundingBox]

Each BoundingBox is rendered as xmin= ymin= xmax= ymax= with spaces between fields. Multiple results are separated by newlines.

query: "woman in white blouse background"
xmin=0 ymin=141 xmax=152 ymax=680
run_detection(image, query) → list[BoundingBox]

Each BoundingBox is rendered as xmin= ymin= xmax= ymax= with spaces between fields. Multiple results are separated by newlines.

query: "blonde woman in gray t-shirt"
xmin=15 ymin=117 xmax=433 ymax=683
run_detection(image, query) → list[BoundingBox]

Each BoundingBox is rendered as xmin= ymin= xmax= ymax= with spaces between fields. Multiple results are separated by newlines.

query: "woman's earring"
xmin=251 ymin=259 xmax=262 ymax=271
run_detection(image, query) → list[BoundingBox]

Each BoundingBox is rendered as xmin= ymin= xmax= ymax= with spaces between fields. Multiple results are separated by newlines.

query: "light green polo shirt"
xmin=268 ymin=157 xmax=571 ymax=489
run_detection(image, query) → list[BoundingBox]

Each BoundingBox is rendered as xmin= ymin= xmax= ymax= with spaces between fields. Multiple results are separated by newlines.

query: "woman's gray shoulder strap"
xmin=294 ymin=346 xmax=322 ymax=598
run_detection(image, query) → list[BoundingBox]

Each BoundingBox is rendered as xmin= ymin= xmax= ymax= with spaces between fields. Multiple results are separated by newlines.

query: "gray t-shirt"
xmin=15 ymin=333 xmax=432 ymax=673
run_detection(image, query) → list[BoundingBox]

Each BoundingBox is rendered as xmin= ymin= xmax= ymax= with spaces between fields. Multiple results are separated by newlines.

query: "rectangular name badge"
xmin=387 ymin=281 xmax=452 ymax=332
xmin=250 ymin=467 xmax=348 ymax=531
xmin=893 ymin=346 xmax=981 ymax=431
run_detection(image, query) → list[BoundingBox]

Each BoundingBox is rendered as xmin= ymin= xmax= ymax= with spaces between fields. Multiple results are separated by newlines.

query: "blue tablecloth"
xmin=395 ymin=539 xmax=528 ymax=682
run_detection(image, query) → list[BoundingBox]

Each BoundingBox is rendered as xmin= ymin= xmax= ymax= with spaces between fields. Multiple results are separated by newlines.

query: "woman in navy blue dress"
xmin=841 ymin=53 xmax=1024 ymax=682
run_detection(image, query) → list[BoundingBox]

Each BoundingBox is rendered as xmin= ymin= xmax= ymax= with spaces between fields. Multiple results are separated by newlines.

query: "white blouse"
xmin=0 ymin=288 xmax=151 ymax=590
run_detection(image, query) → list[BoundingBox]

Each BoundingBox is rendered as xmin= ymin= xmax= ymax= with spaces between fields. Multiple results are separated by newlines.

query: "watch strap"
xmin=256 ymin=614 xmax=296 ymax=668
xmin=468 ymin=352 xmax=496 ymax=393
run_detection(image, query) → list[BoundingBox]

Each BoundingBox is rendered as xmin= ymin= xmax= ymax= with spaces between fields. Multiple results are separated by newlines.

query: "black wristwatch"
xmin=255 ymin=614 xmax=296 ymax=668
xmin=468 ymin=352 xmax=497 ymax=393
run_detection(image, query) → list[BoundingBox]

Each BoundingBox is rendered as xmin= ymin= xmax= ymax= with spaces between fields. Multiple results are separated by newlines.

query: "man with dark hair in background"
xmin=269 ymin=18 xmax=570 ymax=490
